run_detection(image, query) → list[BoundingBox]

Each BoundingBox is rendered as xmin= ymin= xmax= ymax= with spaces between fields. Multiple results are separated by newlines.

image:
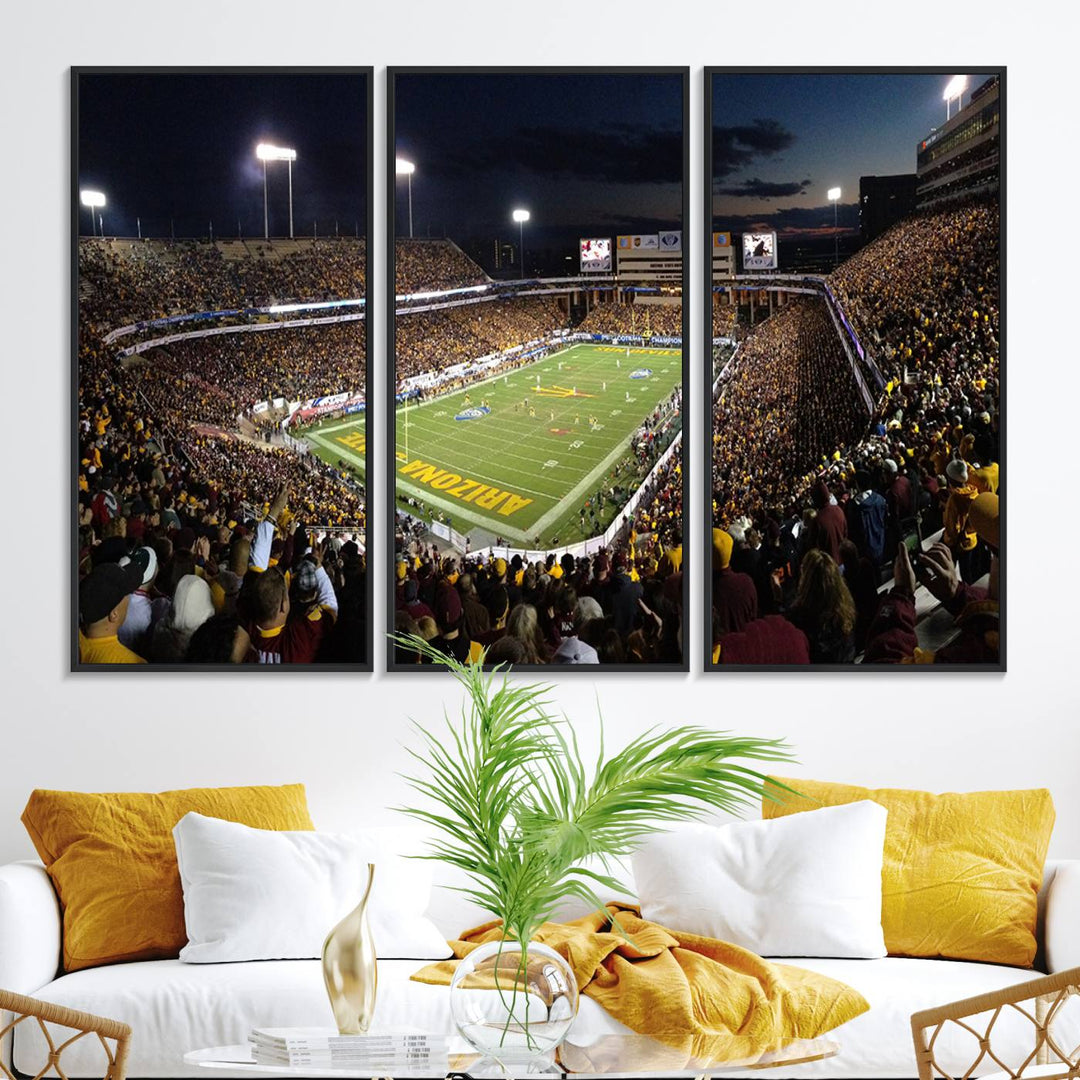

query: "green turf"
xmin=303 ymin=412 xmax=367 ymax=480
xmin=391 ymin=343 xmax=682 ymax=545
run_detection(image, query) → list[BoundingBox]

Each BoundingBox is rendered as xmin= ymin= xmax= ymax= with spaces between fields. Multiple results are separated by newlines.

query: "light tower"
xmin=943 ymin=75 xmax=968 ymax=121
xmin=395 ymin=158 xmax=416 ymax=239
xmin=80 ymin=190 xmax=105 ymax=237
xmin=512 ymin=208 xmax=530 ymax=279
xmin=256 ymin=143 xmax=298 ymax=238
xmin=827 ymin=187 xmax=841 ymax=267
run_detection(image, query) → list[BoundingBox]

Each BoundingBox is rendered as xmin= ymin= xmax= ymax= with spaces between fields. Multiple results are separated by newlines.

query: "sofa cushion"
xmin=17 ymin=956 xmax=1079 ymax=1079
xmin=633 ymin=804 xmax=888 ymax=959
xmin=174 ymin=813 xmax=450 ymax=962
xmin=21 ymin=785 xmax=314 ymax=972
xmin=763 ymin=778 xmax=1055 ymax=967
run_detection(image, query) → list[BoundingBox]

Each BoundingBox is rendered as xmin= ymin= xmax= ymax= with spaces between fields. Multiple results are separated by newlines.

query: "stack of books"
xmin=248 ymin=1027 xmax=449 ymax=1072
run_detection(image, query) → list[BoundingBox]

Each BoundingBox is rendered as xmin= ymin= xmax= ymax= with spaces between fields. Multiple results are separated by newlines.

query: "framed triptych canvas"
xmin=73 ymin=68 xmax=373 ymax=669
xmin=704 ymin=68 xmax=1003 ymax=671
xmin=70 ymin=65 xmax=1002 ymax=674
xmin=388 ymin=68 xmax=690 ymax=671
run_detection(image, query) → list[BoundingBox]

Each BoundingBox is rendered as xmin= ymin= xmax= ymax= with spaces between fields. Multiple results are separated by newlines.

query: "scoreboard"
xmin=742 ymin=231 xmax=778 ymax=271
xmin=579 ymin=238 xmax=612 ymax=272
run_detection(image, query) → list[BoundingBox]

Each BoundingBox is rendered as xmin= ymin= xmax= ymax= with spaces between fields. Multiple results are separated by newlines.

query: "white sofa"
xmin=2 ymin=839 xmax=1078 ymax=1080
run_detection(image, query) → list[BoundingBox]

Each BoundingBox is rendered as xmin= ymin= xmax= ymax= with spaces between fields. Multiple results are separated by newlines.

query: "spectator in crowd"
xmin=711 ymin=197 xmax=1000 ymax=664
xmin=78 ymin=552 xmax=150 ymax=664
xmin=77 ymin=238 xmax=368 ymax=664
xmin=711 ymin=528 xmax=758 ymax=634
xmin=151 ymin=574 xmax=215 ymax=662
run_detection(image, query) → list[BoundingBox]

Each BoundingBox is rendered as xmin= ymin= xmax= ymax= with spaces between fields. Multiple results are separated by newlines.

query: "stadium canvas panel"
xmin=389 ymin=68 xmax=689 ymax=671
xmin=73 ymin=68 xmax=373 ymax=670
xmin=705 ymin=68 xmax=1003 ymax=670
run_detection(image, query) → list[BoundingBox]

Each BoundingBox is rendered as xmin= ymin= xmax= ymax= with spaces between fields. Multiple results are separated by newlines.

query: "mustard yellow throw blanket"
xmin=412 ymin=904 xmax=868 ymax=1065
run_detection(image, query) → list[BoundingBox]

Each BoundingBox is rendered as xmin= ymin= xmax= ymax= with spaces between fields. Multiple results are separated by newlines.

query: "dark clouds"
xmin=436 ymin=124 xmax=683 ymax=186
xmin=712 ymin=119 xmax=795 ymax=180
xmin=713 ymin=202 xmax=859 ymax=236
xmin=715 ymin=177 xmax=812 ymax=199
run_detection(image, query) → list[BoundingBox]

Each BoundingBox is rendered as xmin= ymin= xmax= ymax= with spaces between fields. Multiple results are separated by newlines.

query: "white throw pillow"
xmin=174 ymin=812 xmax=451 ymax=962
xmin=632 ymin=801 xmax=887 ymax=958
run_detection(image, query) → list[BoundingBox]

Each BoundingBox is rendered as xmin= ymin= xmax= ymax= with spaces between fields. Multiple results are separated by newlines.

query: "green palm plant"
xmin=395 ymin=636 xmax=794 ymax=948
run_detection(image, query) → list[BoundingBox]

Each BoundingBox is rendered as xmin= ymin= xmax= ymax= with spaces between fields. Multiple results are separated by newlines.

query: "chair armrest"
xmin=0 ymin=991 xmax=131 ymax=1080
xmin=1046 ymin=859 xmax=1080 ymax=973
xmin=0 ymin=861 xmax=61 ymax=993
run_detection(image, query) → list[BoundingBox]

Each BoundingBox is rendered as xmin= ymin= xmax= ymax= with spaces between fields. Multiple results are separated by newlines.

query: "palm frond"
xmin=393 ymin=634 xmax=794 ymax=942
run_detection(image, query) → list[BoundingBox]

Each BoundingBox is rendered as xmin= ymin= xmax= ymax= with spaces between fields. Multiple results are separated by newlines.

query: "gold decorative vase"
xmin=322 ymin=863 xmax=377 ymax=1034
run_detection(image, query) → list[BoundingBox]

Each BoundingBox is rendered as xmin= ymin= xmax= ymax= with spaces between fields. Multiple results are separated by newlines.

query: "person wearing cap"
xmin=78 ymin=552 xmax=151 ymax=664
xmin=430 ymin=584 xmax=471 ymax=664
xmin=401 ymin=578 xmax=434 ymax=622
xmin=882 ymin=458 xmax=914 ymax=526
xmin=118 ymin=547 xmax=159 ymax=652
xmin=151 ymin=575 xmax=215 ymax=662
xmin=809 ymin=479 xmax=848 ymax=566
xmin=712 ymin=528 xmax=758 ymax=635
xmin=941 ymin=457 xmax=981 ymax=579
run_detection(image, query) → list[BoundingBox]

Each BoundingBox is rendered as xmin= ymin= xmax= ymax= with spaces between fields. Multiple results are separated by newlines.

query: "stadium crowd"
xmin=395 ymin=298 xmax=566 ymax=386
xmin=577 ymin=302 xmax=682 ymax=338
xmin=712 ymin=304 xmax=738 ymax=339
xmin=392 ymin=537 xmax=683 ymax=667
xmin=79 ymin=237 xmax=366 ymax=327
xmin=138 ymin=323 xmax=366 ymax=427
xmin=710 ymin=199 xmax=1000 ymax=665
xmin=79 ymin=480 xmax=367 ymax=665
xmin=77 ymin=239 xmax=368 ymax=664
xmin=395 ymin=239 xmax=488 ymax=295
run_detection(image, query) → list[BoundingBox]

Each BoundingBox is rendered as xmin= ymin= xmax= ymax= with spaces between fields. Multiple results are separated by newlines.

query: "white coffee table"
xmin=186 ymin=1033 xmax=839 ymax=1078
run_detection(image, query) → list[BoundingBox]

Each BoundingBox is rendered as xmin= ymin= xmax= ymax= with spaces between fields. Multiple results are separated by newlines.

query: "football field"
xmin=393 ymin=343 xmax=681 ymax=545
xmin=303 ymin=412 xmax=367 ymax=483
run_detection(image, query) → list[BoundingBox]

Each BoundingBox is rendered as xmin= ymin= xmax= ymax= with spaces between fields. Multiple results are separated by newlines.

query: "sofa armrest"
xmin=0 ymin=861 xmax=61 ymax=994
xmin=1045 ymin=859 xmax=1080 ymax=973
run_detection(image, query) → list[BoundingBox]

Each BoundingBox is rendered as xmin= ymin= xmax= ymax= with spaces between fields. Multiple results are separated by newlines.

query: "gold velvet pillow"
xmin=763 ymin=778 xmax=1054 ymax=967
xmin=22 ymin=784 xmax=314 ymax=971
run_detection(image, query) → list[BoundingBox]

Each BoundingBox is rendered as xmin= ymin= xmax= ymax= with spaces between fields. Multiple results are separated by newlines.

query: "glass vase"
xmin=321 ymin=862 xmax=377 ymax=1034
xmin=449 ymin=939 xmax=578 ymax=1070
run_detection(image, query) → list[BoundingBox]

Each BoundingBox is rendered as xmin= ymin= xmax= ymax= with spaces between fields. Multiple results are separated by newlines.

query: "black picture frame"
xmin=71 ymin=66 xmax=375 ymax=672
xmin=386 ymin=66 xmax=691 ymax=674
xmin=702 ymin=66 xmax=1005 ymax=673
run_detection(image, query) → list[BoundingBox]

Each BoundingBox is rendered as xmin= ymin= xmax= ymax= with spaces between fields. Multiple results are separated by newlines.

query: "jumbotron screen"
xmin=579 ymin=238 xmax=612 ymax=273
xmin=742 ymin=231 xmax=778 ymax=270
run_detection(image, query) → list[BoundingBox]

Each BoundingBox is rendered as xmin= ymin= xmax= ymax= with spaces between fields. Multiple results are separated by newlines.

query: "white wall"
xmin=1 ymin=0 xmax=1077 ymax=867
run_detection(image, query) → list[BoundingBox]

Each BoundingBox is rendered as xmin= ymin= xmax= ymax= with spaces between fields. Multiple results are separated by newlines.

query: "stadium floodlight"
xmin=825 ymin=186 xmax=842 ymax=264
xmin=827 ymin=187 xmax=841 ymax=267
xmin=395 ymin=158 xmax=416 ymax=238
xmin=943 ymin=75 xmax=968 ymax=120
xmin=512 ymin=209 xmax=531 ymax=278
xmin=80 ymin=190 xmax=105 ymax=237
xmin=255 ymin=143 xmax=298 ymax=239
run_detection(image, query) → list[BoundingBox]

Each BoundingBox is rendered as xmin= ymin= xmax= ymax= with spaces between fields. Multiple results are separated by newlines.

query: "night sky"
xmin=394 ymin=72 xmax=683 ymax=273
xmin=77 ymin=71 xmax=367 ymax=239
xmin=712 ymin=72 xmax=995 ymax=239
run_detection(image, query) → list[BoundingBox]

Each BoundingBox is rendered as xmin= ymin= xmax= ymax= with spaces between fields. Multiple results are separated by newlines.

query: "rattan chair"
xmin=911 ymin=966 xmax=1080 ymax=1080
xmin=0 ymin=990 xmax=131 ymax=1080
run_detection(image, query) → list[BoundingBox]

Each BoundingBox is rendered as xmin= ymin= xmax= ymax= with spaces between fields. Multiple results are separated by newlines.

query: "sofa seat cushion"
xmin=14 ymin=958 xmax=627 ymax=1078
xmin=17 ymin=956 xmax=1078 ymax=1079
